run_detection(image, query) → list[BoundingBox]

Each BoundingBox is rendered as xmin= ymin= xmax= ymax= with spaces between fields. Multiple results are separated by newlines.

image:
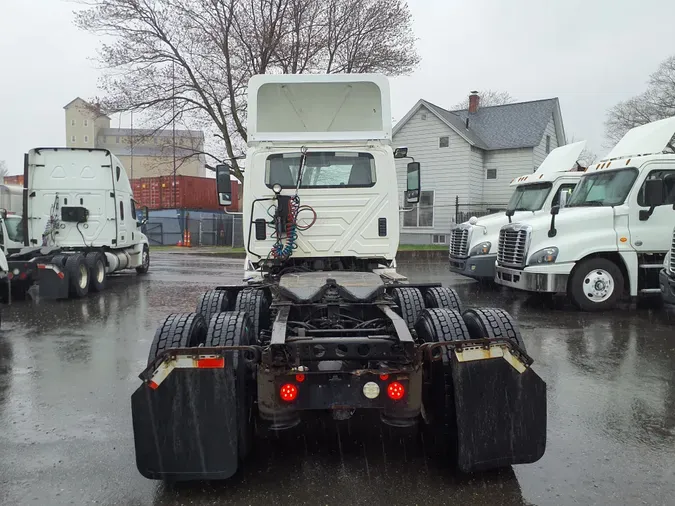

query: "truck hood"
xmin=462 ymin=211 xmax=535 ymax=252
xmin=521 ymin=206 xmax=617 ymax=264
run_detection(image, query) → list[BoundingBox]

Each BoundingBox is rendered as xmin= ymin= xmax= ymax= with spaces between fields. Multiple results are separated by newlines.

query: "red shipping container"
xmin=3 ymin=175 xmax=24 ymax=186
xmin=129 ymin=175 xmax=240 ymax=212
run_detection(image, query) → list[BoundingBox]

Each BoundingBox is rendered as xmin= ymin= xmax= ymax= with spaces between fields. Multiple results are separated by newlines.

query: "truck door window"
xmin=637 ymin=169 xmax=675 ymax=206
xmin=551 ymin=184 xmax=577 ymax=206
xmin=266 ymin=152 xmax=376 ymax=189
xmin=4 ymin=216 xmax=24 ymax=243
xmin=130 ymin=199 xmax=137 ymax=220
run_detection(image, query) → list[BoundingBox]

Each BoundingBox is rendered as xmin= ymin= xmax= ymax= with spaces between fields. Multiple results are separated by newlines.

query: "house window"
xmin=403 ymin=191 xmax=434 ymax=227
xmin=70 ymin=119 xmax=76 ymax=126
xmin=71 ymin=135 xmax=76 ymax=143
xmin=486 ymin=168 xmax=497 ymax=180
xmin=439 ymin=136 xmax=449 ymax=148
xmin=84 ymin=119 xmax=89 ymax=127
xmin=84 ymin=135 xmax=89 ymax=143
xmin=432 ymin=234 xmax=447 ymax=244
xmin=421 ymin=113 xmax=427 ymax=120
xmin=545 ymin=135 xmax=551 ymax=154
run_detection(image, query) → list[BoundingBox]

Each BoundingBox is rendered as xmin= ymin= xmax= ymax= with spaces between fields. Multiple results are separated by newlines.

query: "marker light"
xmin=387 ymin=382 xmax=405 ymax=401
xmin=280 ymin=383 xmax=298 ymax=402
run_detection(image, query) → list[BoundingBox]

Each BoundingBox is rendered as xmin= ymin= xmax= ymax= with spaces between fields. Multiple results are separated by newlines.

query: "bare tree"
xmin=0 ymin=160 xmax=8 ymax=180
xmin=453 ymin=89 xmax=515 ymax=110
xmin=74 ymin=0 xmax=420 ymax=182
xmin=605 ymin=55 xmax=675 ymax=150
xmin=577 ymin=148 xmax=597 ymax=168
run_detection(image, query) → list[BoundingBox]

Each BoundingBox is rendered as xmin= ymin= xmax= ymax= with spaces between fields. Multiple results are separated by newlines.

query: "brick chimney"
xmin=468 ymin=91 xmax=480 ymax=113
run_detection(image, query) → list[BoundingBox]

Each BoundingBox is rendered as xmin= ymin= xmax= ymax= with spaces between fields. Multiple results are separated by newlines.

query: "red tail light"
xmin=387 ymin=382 xmax=405 ymax=400
xmin=197 ymin=357 xmax=225 ymax=369
xmin=280 ymin=383 xmax=298 ymax=402
xmin=295 ymin=373 xmax=305 ymax=383
xmin=379 ymin=374 xmax=389 ymax=381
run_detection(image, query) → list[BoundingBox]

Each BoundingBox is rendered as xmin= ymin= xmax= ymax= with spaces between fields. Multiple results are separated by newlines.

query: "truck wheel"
xmin=136 ymin=245 xmax=150 ymax=274
xmin=86 ymin=252 xmax=107 ymax=292
xmin=66 ymin=254 xmax=89 ymax=298
xmin=206 ymin=311 xmax=255 ymax=460
xmin=147 ymin=313 xmax=207 ymax=366
xmin=196 ymin=289 xmax=230 ymax=323
xmin=234 ymin=288 xmax=270 ymax=344
xmin=392 ymin=287 xmax=425 ymax=329
xmin=414 ymin=308 xmax=470 ymax=460
xmin=462 ymin=308 xmax=526 ymax=352
xmin=568 ymin=257 xmax=624 ymax=312
xmin=424 ymin=287 xmax=463 ymax=313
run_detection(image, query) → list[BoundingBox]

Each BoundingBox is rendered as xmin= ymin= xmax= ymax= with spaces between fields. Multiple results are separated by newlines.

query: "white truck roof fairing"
xmin=246 ymin=74 xmax=392 ymax=145
xmin=510 ymin=140 xmax=587 ymax=187
xmin=603 ymin=116 xmax=675 ymax=160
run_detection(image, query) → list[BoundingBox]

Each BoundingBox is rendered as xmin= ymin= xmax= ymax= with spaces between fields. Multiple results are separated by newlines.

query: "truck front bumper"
xmin=495 ymin=264 xmax=571 ymax=293
xmin=449 ymin=254 xmax=496 ymax=279
xmin=659 ymin=268 xmax=675 ymax=305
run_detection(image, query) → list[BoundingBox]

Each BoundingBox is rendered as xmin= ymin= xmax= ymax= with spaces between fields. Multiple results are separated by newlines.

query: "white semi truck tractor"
xmin=448 ymin=141 xmax=586 ymax=280
xmin=3 ymin=148 xmax=150 ymax=300
xmin=495 ymin=116 xmax=675 ymax=311
xmin=130 ymin=73 xmax=547 ymax=482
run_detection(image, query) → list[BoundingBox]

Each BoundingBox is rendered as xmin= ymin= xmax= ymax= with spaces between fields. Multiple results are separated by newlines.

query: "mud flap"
xmin=37 ymin=269 xmax=69 ymax=300
xmin=452 ymin=356 xmax=546 ymax=472
xmin=131 ymin=367 xmax=238 ymax=481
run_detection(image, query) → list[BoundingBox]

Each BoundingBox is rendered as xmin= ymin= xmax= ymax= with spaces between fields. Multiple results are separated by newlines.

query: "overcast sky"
xmin=1 ymin=0 xmax=673 ymax=174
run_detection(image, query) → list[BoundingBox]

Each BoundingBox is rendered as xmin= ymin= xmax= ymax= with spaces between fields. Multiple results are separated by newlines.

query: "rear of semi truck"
xmin=4 ymin=148 xmax=150 ymax=300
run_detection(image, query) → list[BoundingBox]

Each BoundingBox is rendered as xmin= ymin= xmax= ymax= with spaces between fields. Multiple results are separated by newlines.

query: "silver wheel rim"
xmin=79 ymin=264 xmax=89 ymax=289
xmin=583 ymin=269 xmax=614 ymax=303
xmin=96 ymin=260 xmax=105 ymax=283
xmin=143 ymin=250 xmax=149 ymax=268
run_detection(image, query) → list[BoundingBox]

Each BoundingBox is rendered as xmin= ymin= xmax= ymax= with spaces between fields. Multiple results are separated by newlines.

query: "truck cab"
xmin=660 ymin=227 xmax=675 ymax=305
xmin=448 ymin=141 xmax=586 ymax=280
xmin=232 ymin=74 xmax=415 ymax=279
xmin=494 ymin=116 xmax=675 ymax=310
xmin=0 ymin=211 xmax=25 ymax=254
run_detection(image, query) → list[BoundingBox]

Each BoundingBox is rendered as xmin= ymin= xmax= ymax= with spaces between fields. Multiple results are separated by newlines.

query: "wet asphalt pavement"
xmin=1 ymin=252 xmax=675 ymax=506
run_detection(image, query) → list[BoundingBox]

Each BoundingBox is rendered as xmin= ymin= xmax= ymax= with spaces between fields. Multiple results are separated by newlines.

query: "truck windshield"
xmin=567 ymin=168 xmax=638 ymax=207
xmin=5 ymin=216 xmax=23 ymax=243
xmin=506 ymin=183 xmax=552 ymax=212
xmin=266 ymin=152 xmax=376 ymax=189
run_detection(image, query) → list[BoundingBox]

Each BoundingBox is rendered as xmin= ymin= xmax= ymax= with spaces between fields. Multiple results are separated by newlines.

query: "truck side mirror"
xmin=394 ymin=147 xmax=408 ymax=159
xmin=140 ymin=206 xmax=149 ymax=226
xmin=559 ymin=190 xmax=569 ymax=208
xmin=405 ymin=161 xmax=420 ymax=204
xmin=216 ymin=164 xmax=232 ymax=206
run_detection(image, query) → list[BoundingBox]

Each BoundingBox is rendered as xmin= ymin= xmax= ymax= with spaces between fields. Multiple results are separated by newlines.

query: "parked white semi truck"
xmin=130 ymin=73 xmax=547 ymax=482
xmin=448 ymin=141 xmax=586 ymax=280
xmin=494 ymin=116 xmax=675 ymax=311
xmin=660 ymin=228 xmax=675 ymax=305
xmin=4 ymin=148 xmax=150 ymax=300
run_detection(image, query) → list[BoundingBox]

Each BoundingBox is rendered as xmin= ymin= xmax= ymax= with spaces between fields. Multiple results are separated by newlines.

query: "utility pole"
xmin=172 ymin=60 xmax=177 ymax=209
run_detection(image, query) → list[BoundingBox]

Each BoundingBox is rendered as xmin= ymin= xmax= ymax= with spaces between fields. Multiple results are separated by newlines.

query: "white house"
xmin=393 ymin=92 xmax=567 ymax=245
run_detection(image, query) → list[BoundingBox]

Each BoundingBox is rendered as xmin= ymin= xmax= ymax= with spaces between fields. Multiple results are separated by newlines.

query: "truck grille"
xmin=670 ymin=233 xmax=675 ymax=274
xmin=449 ymin=226 xmax=471 ymax=258
xmin=497 ymin=225 xmax=531 ymax=268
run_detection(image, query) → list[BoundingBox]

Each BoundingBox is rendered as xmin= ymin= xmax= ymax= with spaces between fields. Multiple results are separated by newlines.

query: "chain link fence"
xmin=142 ymin=212 xmax=244 ymax=247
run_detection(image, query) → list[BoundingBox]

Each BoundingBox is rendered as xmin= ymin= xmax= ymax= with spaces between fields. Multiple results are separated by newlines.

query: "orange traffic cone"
xmin=186 ymin=231 xmax=192 ymax=247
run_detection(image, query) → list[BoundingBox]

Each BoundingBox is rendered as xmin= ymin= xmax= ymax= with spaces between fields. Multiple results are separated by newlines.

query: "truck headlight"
xmin=528 ymin=247 xmax=559 ymax=265
xmin=469 ymin=242 xmax=491 ymax=256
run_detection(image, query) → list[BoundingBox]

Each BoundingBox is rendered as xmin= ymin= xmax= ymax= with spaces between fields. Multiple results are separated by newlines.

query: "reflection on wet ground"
xmin=0 ymin=254 xmax=674 ymax=505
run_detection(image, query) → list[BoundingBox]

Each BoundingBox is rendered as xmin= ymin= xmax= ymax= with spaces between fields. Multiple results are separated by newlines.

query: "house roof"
xmin=98 ymin=128 xmax=205 ymax=140
xmin=63 ymin=97 xmax=111 ymax=119
xmin=394 ymin=97 xmax=565 ymax=151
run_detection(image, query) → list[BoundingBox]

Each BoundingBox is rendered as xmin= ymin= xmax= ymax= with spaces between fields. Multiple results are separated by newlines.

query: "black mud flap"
xmin=37 ymin=269 xmax=69 ymax=300
xmin=131 ymin=367 xmax=238 ymax=481
xmin=452 ymin=356 xmax=546 ymax=472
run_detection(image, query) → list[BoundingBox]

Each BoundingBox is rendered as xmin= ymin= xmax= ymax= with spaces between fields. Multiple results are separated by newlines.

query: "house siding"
xmin=468 ymin=146 xmax=485 ymax=205
xmin=483 ymin=148 xmax=534 ymax=205
xmin=393 ymin=106 xmax=472 ymax=244
xmin=532 ymin=115 xmax=559 ymax=170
